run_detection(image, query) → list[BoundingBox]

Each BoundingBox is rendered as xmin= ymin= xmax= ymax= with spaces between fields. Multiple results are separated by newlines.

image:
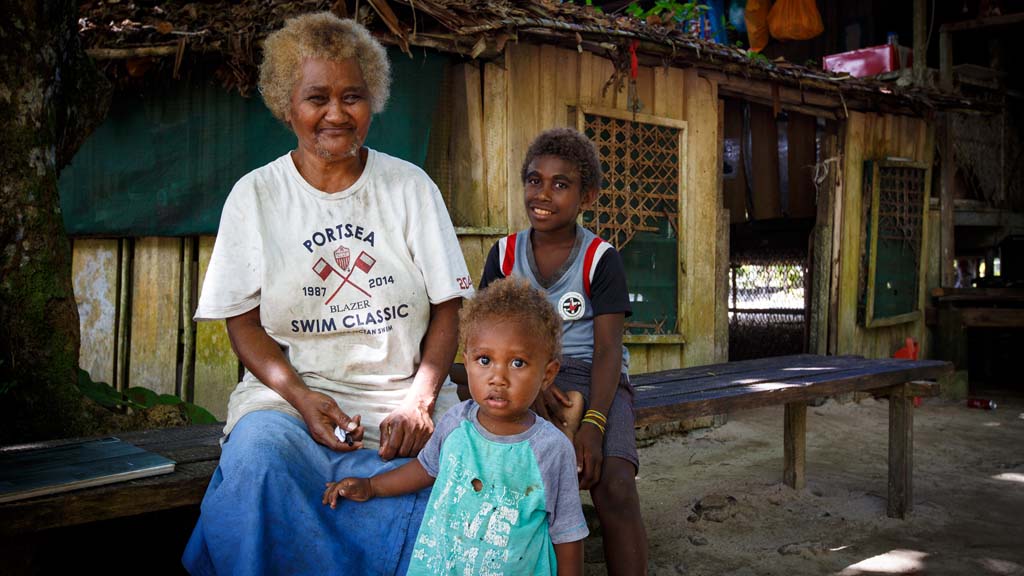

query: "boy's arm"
xmin=576 ymin=312 xmax=624 ymax=489
xmin=324 ymin=459 xmax=434 ymax=507
xmin=554 ymin=541 xmax=583 ymax=576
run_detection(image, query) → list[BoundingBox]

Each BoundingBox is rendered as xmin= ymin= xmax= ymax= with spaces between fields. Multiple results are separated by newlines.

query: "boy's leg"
xmin=591 ymin=456 xmax=648 ymax=576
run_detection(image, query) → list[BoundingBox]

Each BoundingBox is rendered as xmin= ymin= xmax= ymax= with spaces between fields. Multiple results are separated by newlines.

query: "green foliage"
xmin=77 ymin=370 xmax=217 ymax=425
xmin=746 ymin=51 xmax=770 ymax=64
xmin=625 ymin=1 xmax=709 ymax=23
xmin=183 ymin=403 xmax=218 ymax=425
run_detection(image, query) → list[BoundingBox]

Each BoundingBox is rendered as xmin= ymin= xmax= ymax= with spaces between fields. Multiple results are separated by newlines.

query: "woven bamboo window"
xmin=859 ymin=161 xmax=932 ymax=328
xmin=577 ymin=106 xmax=687 ymax=339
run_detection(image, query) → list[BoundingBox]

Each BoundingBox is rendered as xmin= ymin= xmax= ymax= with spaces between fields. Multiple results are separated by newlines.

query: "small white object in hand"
xmin=334 ymin=425 xmax=348 ymax=443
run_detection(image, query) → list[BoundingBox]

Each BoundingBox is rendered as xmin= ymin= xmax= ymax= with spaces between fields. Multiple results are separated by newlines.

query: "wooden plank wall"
xmin=72 ymin=43 xmax=729 ymax=422
xmin=458 ymin=43 xmax=724 ymax=374
xmin=835 ymin=111 xmax=935 ymax=360
xmin=72 ymin=239 xmax=119 ymax=386
xmin=73 ymin=236 xmax=239 ymax=420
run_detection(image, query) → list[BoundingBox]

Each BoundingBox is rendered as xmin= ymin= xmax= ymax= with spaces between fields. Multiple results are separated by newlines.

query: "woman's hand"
xmin=575 ymin=423 xmax=604 ymax=490
xmin=293 ymin=389 xmax=364 ymax=452
xmin=378 ymin=401 xmax=434 ymax=460
xmin=323 ymin=477 xmax=374 ymax=507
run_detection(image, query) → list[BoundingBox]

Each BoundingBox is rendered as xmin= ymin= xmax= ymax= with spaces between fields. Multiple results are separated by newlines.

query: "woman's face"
xmin=286 ymin=57 xmax=372 ymax=162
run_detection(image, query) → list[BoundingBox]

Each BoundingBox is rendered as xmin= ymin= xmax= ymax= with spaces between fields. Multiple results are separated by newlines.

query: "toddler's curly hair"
xmin=520 ymin=127 xmax=603 ymax=193
xmin=460 ymin=278 xmax=562 ymax=361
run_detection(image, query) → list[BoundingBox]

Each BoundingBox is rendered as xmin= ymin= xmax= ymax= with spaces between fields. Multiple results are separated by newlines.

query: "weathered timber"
xmin=633 ymin=355 xmax=951 ymax=425
xmin=783 ymin=402 xmax=806 ymax=490
xmin=888 ymin=383 xmax=914 ymax=518
xmin=633 ymin=355 xmax=949 ymax=519
xmin=0 ymin=424 xmax=222 ymax=535
xmin=957 ymin=308 xmax=1024 ymax=328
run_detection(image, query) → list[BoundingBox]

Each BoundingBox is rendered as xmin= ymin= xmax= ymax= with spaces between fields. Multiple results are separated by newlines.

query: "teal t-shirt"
xmin=411 ymin=401 xmax=588 ymax=575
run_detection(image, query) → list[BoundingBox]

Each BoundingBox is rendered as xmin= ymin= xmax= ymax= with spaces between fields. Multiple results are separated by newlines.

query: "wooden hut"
xmin=67 ymin=0 xmax=983 ymax=419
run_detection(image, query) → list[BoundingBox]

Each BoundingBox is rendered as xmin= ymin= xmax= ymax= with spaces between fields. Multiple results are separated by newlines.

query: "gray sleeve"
xmin=417 ymin=400 xmax=472 ymax=477
xmin=531 ymin=422 xmax=590 ymax=544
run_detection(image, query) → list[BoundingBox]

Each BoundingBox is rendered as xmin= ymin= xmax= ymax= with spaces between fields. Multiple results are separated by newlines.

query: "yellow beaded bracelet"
xmin=581 ymin=416 xmax=606 ymax=434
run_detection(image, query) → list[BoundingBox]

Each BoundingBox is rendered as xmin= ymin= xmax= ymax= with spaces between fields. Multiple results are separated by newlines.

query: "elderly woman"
xmin=182 ymin=13 xmax=472 ymax=575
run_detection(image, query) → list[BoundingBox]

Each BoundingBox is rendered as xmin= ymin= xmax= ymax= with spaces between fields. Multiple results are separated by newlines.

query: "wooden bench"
xmin=0 ymin=424 xmax=223 ymax=537
xmin=0 ymin=354 xmax=951 ymax=536
xmin=631 ymin=354 xmax=952 ymax=518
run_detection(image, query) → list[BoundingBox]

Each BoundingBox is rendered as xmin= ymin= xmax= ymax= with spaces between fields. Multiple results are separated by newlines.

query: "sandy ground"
xmin=436 ymin=385 xmax=1024 ymax=575
xmin=612 ymin=394 xmax=1024 ymax=576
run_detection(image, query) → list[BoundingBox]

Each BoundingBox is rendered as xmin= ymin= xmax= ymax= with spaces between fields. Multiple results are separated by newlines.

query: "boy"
xmin=324 ymin=278 xmax=588 ymax=575
xmin=477 ymin=127 xmax=648 ymax=574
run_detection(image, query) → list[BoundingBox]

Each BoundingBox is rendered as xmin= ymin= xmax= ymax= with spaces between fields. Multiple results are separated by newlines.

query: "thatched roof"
xmin=79 ymin=0 xmax=985 ymax=115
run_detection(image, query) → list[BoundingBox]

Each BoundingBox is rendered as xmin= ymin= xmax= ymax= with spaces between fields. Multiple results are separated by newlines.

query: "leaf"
xmin=155 ymin=21 xmax=174 ymax=34
xmin=183 ymin=403 xmax=219 ymax=425
xmin=77 ymin=369 xmax=124 ymax=408
xmin=127 ymin=387 xmax=159 ymax=409
xmin=157 ymin=394 xmax=183 ymax=406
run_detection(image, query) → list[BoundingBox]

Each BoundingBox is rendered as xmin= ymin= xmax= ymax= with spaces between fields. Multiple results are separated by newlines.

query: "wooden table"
xmin=631 ymin=354 xmax=953 ymax=518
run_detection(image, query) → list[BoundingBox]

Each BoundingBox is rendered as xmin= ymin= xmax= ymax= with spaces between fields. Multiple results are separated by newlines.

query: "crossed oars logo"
xmin=312 ymin=245 xmax=377 ymax=304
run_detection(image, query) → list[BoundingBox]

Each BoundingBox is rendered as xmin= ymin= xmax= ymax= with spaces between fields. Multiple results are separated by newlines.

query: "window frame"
xmin=861 ymin=160 xmax=932 ymax=328
xmin=574 ymin=104 xmax=688 ymax=345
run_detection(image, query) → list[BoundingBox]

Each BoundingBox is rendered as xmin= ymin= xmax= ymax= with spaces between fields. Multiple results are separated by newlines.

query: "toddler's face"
xmin=464 ymin=319 xmax=559 ymax=435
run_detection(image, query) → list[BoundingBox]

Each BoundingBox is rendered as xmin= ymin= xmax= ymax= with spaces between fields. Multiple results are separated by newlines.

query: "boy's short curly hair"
xmin=520 ymin=127 xmax=603 ymax=193
xmin=259 ymin=12 xmax=391 ymax=121
xmin=460 ymin=278 xmax=562 ymax=361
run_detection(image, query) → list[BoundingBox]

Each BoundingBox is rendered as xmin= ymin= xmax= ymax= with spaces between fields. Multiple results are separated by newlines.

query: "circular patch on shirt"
xmin=558 ymin=292 xmax=586 ymax=321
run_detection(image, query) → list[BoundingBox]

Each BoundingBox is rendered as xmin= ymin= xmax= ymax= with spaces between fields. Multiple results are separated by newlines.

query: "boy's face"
xmin=523 ymin=155 xmax=596 ymax=235
xmin=465 ymin=318 xmax=560 ymax=435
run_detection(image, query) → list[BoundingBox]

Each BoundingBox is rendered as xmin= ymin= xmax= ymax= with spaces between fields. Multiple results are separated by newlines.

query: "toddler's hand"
xmin=322 ymin=477 xmax=374 ymax=508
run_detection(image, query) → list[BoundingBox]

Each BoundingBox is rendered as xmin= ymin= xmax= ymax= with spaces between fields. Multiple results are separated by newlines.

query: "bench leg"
xmin=888 ymin=383 xmax=913 ymax=518
xmin=784 ymin=402 xmax=806 ymax=490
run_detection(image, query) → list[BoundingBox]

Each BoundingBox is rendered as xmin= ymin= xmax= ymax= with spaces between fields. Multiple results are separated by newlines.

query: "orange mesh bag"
xmin=767 ymin=0 xmax=824 ymax=41
xmin=744 ymin=0 xmax=770 ymax=52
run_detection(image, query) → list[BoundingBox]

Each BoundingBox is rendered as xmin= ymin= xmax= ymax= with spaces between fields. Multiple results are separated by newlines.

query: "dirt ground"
xmin=581 ymin=393 xmax=1024 ymax=576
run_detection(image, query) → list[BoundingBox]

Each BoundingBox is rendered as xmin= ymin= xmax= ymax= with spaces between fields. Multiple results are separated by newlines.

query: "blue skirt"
xmin=182 ymin=410 xmax=430 ymax=575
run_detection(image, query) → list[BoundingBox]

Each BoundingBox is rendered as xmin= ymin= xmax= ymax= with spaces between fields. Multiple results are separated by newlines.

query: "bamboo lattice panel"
xmin=582 ymin=113 xmax=681 ymax=251
xmin=876 ymin=165 xmax=926 ymax=263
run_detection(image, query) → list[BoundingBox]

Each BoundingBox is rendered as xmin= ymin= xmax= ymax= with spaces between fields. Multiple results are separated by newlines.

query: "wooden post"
xmin=888 ymin=383 xmax=914 ymax=518
xmin=940 ymin=115 xmax=956 ymax=287
xmin=939 ymin=29 xmax=953 ymax=91
xmin=783 ymin=402 xmax=806 ymax=490
xmin=913 ymin=0 xmax=927 ymax=85
xmin=715 ymin=209 xmax=730 ymax=363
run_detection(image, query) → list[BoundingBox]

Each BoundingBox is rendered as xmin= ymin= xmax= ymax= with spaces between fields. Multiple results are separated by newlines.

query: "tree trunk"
xmin=0 ymin=0 xmax=111 ymax=442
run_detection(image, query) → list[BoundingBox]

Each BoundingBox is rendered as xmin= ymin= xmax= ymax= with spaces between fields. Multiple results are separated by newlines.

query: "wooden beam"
xmin=783 ymin=402 xmax=806 ymax=490
xmin=940 ymin=114 xmax=955 ymax=286
xmin=958 ymin=308 xmax=1024 ymax=328
xmin=874 ymin=381 xmax=940 ymax=398
xmin=940 ymin=12 xmax=1024 ymax=33
xmin=887 ymin=383 xmax=914 ymax=519
xmin=939 ymin=30 xmax=953 ymax=91
xmin=913 ymin=0 xmax=927 ymax=85
xmin=931 ymin=287 xmax=1024 ymax=302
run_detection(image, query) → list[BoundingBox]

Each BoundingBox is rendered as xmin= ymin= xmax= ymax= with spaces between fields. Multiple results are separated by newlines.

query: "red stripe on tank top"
xmin=582 ymin=237 xmax=603 ymax=298
xmin=501 ymin=232 xmax=517 ymax=277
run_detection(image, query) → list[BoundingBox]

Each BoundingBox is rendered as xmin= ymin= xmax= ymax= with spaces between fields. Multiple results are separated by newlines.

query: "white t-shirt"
xmin=196 ymin=149 xmax=473 ymax=444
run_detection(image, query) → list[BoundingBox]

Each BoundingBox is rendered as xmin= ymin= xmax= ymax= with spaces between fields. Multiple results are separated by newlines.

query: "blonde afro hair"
xmin=460 ymin=277 xmax=563 ymax=361
xmin=259 ymin=12 xmax=391 ymax=121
